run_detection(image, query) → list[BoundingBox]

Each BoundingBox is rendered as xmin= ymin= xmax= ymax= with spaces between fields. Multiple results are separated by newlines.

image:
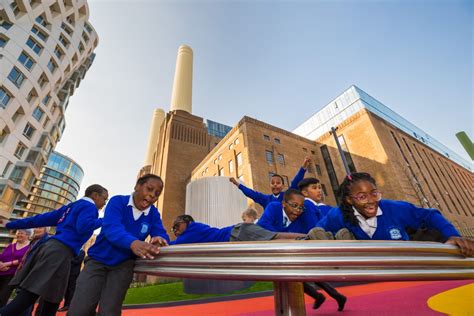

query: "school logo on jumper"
xmin=389 ymin=228 xmax=402 ymax=240
xmin=141 ymin=223 xmax=149 ymax=235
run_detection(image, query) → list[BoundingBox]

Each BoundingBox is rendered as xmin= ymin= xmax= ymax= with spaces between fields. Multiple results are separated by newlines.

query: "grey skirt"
xmin=230 ymin=223 xmax=277 ymax=241
xmin=10 ymin=238 xmax=73 ymax=303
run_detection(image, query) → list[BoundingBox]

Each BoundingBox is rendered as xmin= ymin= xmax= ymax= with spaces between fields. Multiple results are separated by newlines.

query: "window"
xmin=32 ymin=107 xmax=44 ymax=122
xmin=35 ymin=15 xmax=48 ymax=28
xmin=229 ymin=160 xmax=234 ymax=173
xmin=205 ymin=167 xmax=208 ymax=173
xmin=78 ymin=42 xmax=84 ymax=53
xmin=31 ymin=26 xmax=47 ymax=41
xmin=238 ymin=175 xmax=244 ymax=182
xmin=12 ymin=108 xmax=24 ymax=122
xmin=268 ymin=172 xmax=275 ymax=181
xmin=18 ymin=52 xmax=35 ymax=70
xmin=42 ymin=117 xmax=50 ymax=128
xmin=0 ymin=36 xmax=8 ymax=48
xmin=218 ymin=167 xmax=224 ymax=176
xmin=282 ymin=176 xmax=289 ymax=186
xmin=311 ymin=150 xmax=316 ymax=155
xmin=84 ymin=22 xmax=93 ymax=33
xmin=0 ymin=128 xmax=10 ymax=144
xmin=61 ymin=23 xmax=73 ymax=36
xmin=228 ymin=143 xmax=233 ymax=150
xmin=10 ymin=1 xmax=20 ymax=15
xmin=277 ymin=153 xmax=285 ymax=165
xmin=320 ymin=145 xmax=340 ymax=202
xmin=315 ymin=164 xmax=322 ymax=176
xmin=234 ymin=138 xmax=240 ymax=145
xmin=38 ymin=73 xmax=48 ymax=88
xmin=14 ymin=142 xmax=27 ymax=159
xmin=42 ymin=94 xmax=50 ymax=106
xmin=0 ymin=88 xmax=11 ymax=109
xmin=54 ymin=46 xmax=64 ymax=60
xmin=265 ymin=150 xmax=274 ymax=164
xmin=263 ymin=135 xmax=270 ymax=141
xmin=236 ymin=152 xmax=242 ymax=168
xmin=218 ymin=154 xmax=222 ymax=161
xmin=26 ymin=37 xmax=42 ymax=55
xmin=274 ymin=138 xmax=281 ymax=144
xmin=1 ymin=21 xmax=13 ymax=30
xmin=213 ymin=158 xmax=217 ymax=165
xmin=1 ymin=162 xmax=12 ymax=177
xmin=303 ymin=147 xmax=308 ymax=152
xmin=59 ymin=34 xmax=69 ymax=47
xmin=8 ymin=67 xmax=25 ymax=88
xmin=47 ymin=59 xmax=57 ymax=73
xmin=23 ymin=123 xmax=36 ymax=140
xmin=82 ymin=31 xmax=89 ymax=42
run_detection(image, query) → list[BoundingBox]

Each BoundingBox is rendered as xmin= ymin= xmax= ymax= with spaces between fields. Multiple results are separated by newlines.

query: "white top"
xmin=305 ymin=197 xmax=318 ymax=206
xmin=128 ymin=194 xmax=150 ymax=221
xmin=81 ymin=197 xmax=95 ymax=205
xmin=282 ymin=207 xmax=291 ymax=227
xmin=352 ymin=206 xmax=383 ymax=238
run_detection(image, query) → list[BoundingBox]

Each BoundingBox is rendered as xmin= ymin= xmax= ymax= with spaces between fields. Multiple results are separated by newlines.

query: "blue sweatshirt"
xmin=316 ymin=204 xmax=333 ymax=217
xmin=316 ymin=199 xmax=461 ymax=240
xmin=6 ymin=199 xmax=101 ymax=255
xmin=87 ymin=195 xmax=170 ymax=266
xmin=170 ymin=222 xmax=234 ymax=245
xmin=238 ymin=167 xmax=306 ymax=208
xmin=258 ymin=201 xmax=319 ymax=234
xmin=303 ymin=199 xmax=326 ymax=222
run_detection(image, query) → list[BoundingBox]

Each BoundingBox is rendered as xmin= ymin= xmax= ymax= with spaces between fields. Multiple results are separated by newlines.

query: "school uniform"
xmin=4 ymin=198 xmax=101 ymax=304
xmin=171 ymin=222 xmax=276 ymax=245
xmin=237 ymin=167 xmax=306 ymax=208
xmin=68 ymin=195 xmax=170 ymax=316
xmin=303 ymin=198 xmax=328 ymax=222
xmin=257 ymin=201 xmax=319 ymax=234
xmin=316 ymin=199 xmax=460 ymax=240
xmin=316 ymin=203 xmax=333 ymax=217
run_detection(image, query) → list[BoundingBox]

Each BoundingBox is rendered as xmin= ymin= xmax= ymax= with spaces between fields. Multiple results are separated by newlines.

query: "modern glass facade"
xmin=206 ymin=120 xmax=232 ymax=138
xmin=293 ymin=85 xmax=472 ymax=171
xmin=0 ymin=151 xmax=83 ymax=247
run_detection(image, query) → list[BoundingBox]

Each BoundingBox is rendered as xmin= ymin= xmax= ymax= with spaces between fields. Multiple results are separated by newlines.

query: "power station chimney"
xmin=170 ymin=45 xmax=193 ymax=113
xmin=144 ymin=108 xmax=165 ymax=165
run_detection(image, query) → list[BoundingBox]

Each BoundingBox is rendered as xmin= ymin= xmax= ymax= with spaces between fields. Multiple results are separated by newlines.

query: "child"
xmin=68 ymin=174 xmax=170 ymax=316
xmin=229 ymin=157 xmax=311 ymax=208
xmin=0 ymin=184 xmax=108 ymax=316
xmin=257 ymin=189 xmax=319 ymax=234
xmin=241 ymin=208 xmax=258 ymax=224
xmin=311 ymin=172 xmax=474 ymax=257
xmin=258 ymin=189 xmax=346 ymax=311
xmin=170 ymin=214 xmax=305 ymax=245
xmin=298 ymin=177 xmax=333 ymax=217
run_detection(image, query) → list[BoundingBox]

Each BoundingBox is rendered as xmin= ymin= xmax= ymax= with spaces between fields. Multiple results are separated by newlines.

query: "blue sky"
xmin=55 ymin=0 xmax=473 ymax=196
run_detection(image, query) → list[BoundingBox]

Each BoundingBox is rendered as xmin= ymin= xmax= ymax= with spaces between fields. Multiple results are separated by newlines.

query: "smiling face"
xmin=133 ymin=178 xmax=163 ymax=211
xmin=346 ymin=180 xmax=381 ymax=219
xmin=172 ymin=221 xmax=188 ymax=237
xmin=270 ymin=176 xmax=284 ymax=195
xmin=282 ymin=194 xmax=305 ymax=222
xmin=302 ymin=183 xmax=323 ymax=202
xmin=16 ymin=230 xmax=29 ymax=243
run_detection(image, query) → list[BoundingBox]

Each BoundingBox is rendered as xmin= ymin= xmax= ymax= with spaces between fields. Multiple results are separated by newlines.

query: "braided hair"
xmin=338 ymin=172 xmax=377 ymax=225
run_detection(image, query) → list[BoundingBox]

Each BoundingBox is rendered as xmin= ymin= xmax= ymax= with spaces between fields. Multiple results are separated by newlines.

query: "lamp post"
xmin=330 ymin=127 xmax=351 ymax=175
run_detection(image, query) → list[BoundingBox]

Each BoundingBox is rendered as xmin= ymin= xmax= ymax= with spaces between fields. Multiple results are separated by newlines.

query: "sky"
xmin=55 ymin=0 xmax=473 ymax=197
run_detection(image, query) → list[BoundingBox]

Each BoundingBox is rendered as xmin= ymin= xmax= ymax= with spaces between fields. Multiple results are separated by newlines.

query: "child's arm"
xmin=230 ymin=178 xmax=269 ymax=207
xmin=315 ymin=208 xmax=345 ymax=235
xmin=75 ymin=204 xmax=102 ymax=234
xmin=149 ymin=209 xmax=170 ymax=245
xmin=101 ymin=197 xmax=140 ymax=250
xmin=289 ymin=157 xmax=310 ymax=189
xmin=6 ymin=204 xmax=69 ymax=229
xmin=257 ymin=203 xmax=279 ymax=232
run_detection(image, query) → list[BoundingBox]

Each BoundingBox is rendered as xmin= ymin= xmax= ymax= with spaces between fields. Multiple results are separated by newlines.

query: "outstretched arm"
xmin=289 ymin=157 xmax=311 ymax=189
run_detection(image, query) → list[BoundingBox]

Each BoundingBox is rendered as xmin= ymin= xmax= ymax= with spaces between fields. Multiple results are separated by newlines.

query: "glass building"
xmin=206 ymin=119 xmax=232 ymax=138
xmin=293 ymin=85 xmax=472 ymax=171
xmin=0 ymin=151 xmax=83 ymax=247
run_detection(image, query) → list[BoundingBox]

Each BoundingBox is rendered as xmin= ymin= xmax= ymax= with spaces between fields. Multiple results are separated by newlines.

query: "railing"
xmin=134 ymin=240 xmax=474 ymax=315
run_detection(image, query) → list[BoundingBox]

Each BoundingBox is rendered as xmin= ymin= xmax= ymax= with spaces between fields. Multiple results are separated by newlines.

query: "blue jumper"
xmin=258 ymin=201 xmax=319 ymax=234
xmin=316 ymin=204 xmax=334 ymax=217
xmin=170 ymin=222 xmax=234 ymax=245
xmin=87 ymin=195 xmax=170 ymax=266
xmin=316 ymin=199 xmax=461 ymax=240
xmin=237 ymin=167 xmax=306 ymax=208
xmin=6 ymin=199 xmax=101 ymax=255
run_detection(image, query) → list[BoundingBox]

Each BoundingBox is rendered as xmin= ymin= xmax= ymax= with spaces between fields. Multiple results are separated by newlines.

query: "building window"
xmin=23 ymin=123 xmax=36 ymax=140
xmin=32 ymin=107 xmax=44 ymax=122
xmin=263 ymin=135 xmax=270 ymax=141
xmin=274 ymin=138 xmax=281 ymax=144
xmin=35 ymin=15 xmax=48 ymax=28
xmin=12 ymin=108 xmax=24 ymax=122
xmin=238 ymin=175 xmax=244 ymax=182
xmin=320 ymin=145 xmax=340 ymax=202
xmin=218 ymin=167 xmax=224 ymax=176
xmin=78 ymin=42 xmax=84 ymax=53
xmin=31 ymin=26 xmax=48 ymax=41
xmin=47 ymin=59 xmax=57 ymax=73
xmin=42 ymin=94 xmax=51 ymax=106
xmin=0 ymin=35 xmax=8 ymax=47
xmin=315 ymin=164 xmax=322 ymax=176
xmin=265 ymin=150 xmax=274 ymax=164
xmin=59 ymin=34 xmax=69 ymax=48
xmin=0 ymin=88 xmax=11 ymax=109
xmin=218 ymin=154 xmax=222 ymax=161
xmin=311 ymin=150 xmax=316 ymax=155
xmin=18 ymin=52 xmax=35 ymax=70
xmin=8 ymin=67 xmax=25 ymax=88
xmin=205 ymin=167 xmax=208 ymax=173
xmin=277 ymin=153 xmax=285 ymax=165
xmin=0 ymin=128 xmax=10 ymax=144
xmin=229 ymin=143 xmax=233 ymax=150
xmin=234 ymin=138 xmax=239 ymax=145
xmin=236 ymin=152 xmax=243 ymax=168
xmin=26 ymin=37 xmax=42 ymax=55
xmin=337 ymin=135 xmax=357 ymax=173
xmin=303 ymin=147 xmax=308 ymax=152
xmin=1 ymin=21 xmax=13 ymax=30
xmin=61 ymin=23 xmax=73 ymax=36
xmin=84 ymin=22 xmax=93 ymax=33
xmin=38 ymin=73 xmax=48 ymax=88
xmin=54 ymin=46 xmax=64 ymax=60
xmin=282 ymin=175 xmax=289 ymax=186
xmin=1 ymin=162 xmax=12 ymax=177
xmin=213 ymin=158 xmax=217 ymax=165
xmin=229 ymin=160 xmax=234 ymax=174
xmin=42 ymin=117 xmax=50 ymax=128
xmin=268 ymin=172 xmax=275 ymax=181
xmin=14 ymin=142 xmax=27 ymax=159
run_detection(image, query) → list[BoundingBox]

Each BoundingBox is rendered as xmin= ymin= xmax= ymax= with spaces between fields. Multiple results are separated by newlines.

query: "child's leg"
xmin=68 ymin=259 xmax=107 ymax=316
xmin=303 ymin=282 xmax=326 ymax=309
xmin=97 ymin=260 xmax=135 ymax=316
xmin=0 ymin=289 xmax=39 ymax=316
xmin=315 ymin=282 xmax=347 ymax=311
xmin=37 ymin=300 xmax=59 ymax=316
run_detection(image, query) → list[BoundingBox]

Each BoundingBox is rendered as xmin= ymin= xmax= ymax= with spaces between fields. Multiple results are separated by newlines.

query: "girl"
xmin=312 ymin=172 xmax=473 ymax=257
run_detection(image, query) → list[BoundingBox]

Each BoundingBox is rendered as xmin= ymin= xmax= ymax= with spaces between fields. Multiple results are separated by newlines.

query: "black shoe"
xmin=336 ymin=295 xmax=347 ymax=311
xmin=57 ymin=306 xmax=69 ymax=312
xmin=312 ymin=293 xmax=326 ymax=310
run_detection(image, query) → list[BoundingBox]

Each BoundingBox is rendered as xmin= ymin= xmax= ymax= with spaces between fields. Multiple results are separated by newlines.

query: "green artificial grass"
xmin=124 ymin=281 xmax=274 ymax=305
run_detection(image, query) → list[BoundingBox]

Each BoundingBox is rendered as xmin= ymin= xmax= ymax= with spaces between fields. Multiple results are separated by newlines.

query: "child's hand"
xmin=302 ymin=157 xmax=312 ymax=169
xmin=130 ymin=240 xmax=160 ymax=259
xmin=229 ymin=177 xmax=239 ymax=186
xmin=445 ymin=236 xmax=474 ymax=257
xmin=150 ymin=236 xmax=168 ymax=247
xmin=0 ymin=219 xmax=9 ymax=226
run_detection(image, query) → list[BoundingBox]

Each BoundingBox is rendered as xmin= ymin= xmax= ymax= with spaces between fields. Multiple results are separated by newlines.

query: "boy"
xmin=241 ymin=208 xmax=258 ymax=224
xmin=68 ymin=174 xmax=170 ymax=316
xmin=229 ymin=157 xmax=311 ymax=208
xmin=0 ymin=184 xmax=108 ymax=316
xmin=298 ymin=177 xmax=333 ymax=219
